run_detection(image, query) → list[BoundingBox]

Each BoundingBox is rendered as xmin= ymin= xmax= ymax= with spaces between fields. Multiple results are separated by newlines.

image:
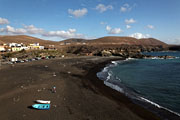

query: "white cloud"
xmin=0 ymin=17 xmax=9 ymax=24
xmin=24 ymin=25 xmax=44 ymax=34
xmin=0 ymin=25 xmax=26 ymax=34
xmin=0 ymin=25 xmax=45 ymax=35
xmin=129 ymin=33 xmax=150 ymax=39
xmin=126 ymin=25 xmax=131 ymax=29
xmin=95 ymin=4 xmax=113 ymax=13
xmin=109 ymin=28 xmax=122 ymax=34
xmin=0 ymin=25 xmax=85 ymax=39
xmin=120 ymin=4 xmax=132 ymax=12
xmin=42 ymin=29 xmax=84 ymax=39
xmin=68 ymin=8 xmax=88 ymax=18
xmin=120 ymin=3 xmax=137 ymax=13
xmin=100 ymin=21 xmax=107 ymax=25
xmin=106 ymin=25 xmax=111 ymax=31
xmin=125 ymin=18 xmax=136 ymax=24
xmin=68 ymin=28 xmax=76 ymax=33
xmin=106 ymin=25 xmax=122 ymax=34
xmin=166 ymin=38 xmax=180 ymax=44
xmin=147 ymin=25 xmax=154 ymax=29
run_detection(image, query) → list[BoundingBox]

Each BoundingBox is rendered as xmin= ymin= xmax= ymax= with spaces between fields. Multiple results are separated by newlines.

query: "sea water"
xmin=97 ymin=51 xmax=180 ymax=115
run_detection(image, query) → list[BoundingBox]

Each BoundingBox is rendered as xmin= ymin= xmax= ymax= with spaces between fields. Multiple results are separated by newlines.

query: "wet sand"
xmin=0 ymin=56 xmax=163 ymax=120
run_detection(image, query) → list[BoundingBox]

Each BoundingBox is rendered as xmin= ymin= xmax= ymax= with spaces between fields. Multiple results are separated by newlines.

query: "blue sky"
xmin=0 ymin=0 xmax=180 ymax=44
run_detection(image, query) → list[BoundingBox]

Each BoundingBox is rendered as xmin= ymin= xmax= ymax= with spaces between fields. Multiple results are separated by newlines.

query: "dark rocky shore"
xmin=0 ymin=56 xmax=179 ymax=120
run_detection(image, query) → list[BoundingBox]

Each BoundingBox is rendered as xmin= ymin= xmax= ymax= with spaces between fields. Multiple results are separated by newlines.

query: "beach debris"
xmin=32 ymin=104 xmax=50 ymax=110
xmin=37 ymin=89 xmax=42 ymax=92
xmin=53 ymin=105 xmax=57 ymax=108
xmin=36 ymin=100 xmax=51 ymax=104
xmin=20 ymin=85 xmax=27 ymax=90
xmin=20 ymin=85 xmax=24 ymax=89
xmin=53 ymin=72 xmax=56 ymax=77
xmin=67 ymin=71 xmax=71 ymax=74
xmin=13 ymin=96 xmax=20 ymax=102
xmin=45 ymin=65 xmax=48 ymax=68
xmin=52 ymin=86 xmax=56 ymax=93
xmin=61 ymin=55 xmax=65 ymax=58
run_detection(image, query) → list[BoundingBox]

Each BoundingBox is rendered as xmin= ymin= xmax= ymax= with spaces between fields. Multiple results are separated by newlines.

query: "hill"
xmin=0 ymin=40 xmax=4 ymax=44
xmin=0 ymin=35 xmax=58 ymax=47
xmin=87 ymin=36 xmax=167 ymax=46
xmin=60 ymin=36 xmax=167 ymax=47
xmin=0 ymin=35 xmax=172 ymax=58
xmin=0 ymin=35 xmax=167 ymax=47
xmin=59 ymin=38 xmax=87 ymax=44
xmin=0 ymin=35 xmax=169 ymax=52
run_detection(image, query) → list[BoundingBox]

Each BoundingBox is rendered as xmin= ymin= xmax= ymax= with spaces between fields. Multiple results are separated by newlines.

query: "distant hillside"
xmin=60 ymin=36 xmax=167 ymax=47
xmin=0 ymin=35 xmax=58 ymax=47
xmin=0 ymin=40 xmax=4 ymax=44
xmin=0 ymin=35 xmax=169 ymax=51
xmin=59 ymin=38 xmax=87 ymax=43
xmin=138 ymin=38 xmax=167 ymax=46
xmin=87 ymin=36 xmax=167 ymax=46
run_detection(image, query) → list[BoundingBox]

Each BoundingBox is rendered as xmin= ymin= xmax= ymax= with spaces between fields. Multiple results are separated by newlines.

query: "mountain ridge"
xmin=0 ymin=35 xmax=168 ymax=47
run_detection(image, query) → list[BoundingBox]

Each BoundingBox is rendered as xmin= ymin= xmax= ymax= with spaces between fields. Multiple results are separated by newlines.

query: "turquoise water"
xmin=98 ymin=52 xmax=180 ymax=114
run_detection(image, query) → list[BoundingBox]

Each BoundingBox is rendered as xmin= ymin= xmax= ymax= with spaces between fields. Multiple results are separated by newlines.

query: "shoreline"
xmin=0 ymin=56 xmax=178 ymax=120
xmin=91 ymin=58 xmax=180 ymax=120
xmin=84 ymin=57 xmax=161 ymax=120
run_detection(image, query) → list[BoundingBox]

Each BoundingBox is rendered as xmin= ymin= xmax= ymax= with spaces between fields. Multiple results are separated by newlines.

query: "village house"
xmin=60 ymin=43 xmax=65 ymax=46
xmin=9 ymin=43 xmax=21 ymax=47
xmin=1 ymin=42 xmax=45 ymax=52
xmin=8 ymin=43 xmax=29 ymax=52
xmin=0 ymin=45 xmax=5 ymax=52
xmin=11 ymin=47 xmax=22 ymax=52
xmin=28 ymin=43 xmax=44 ymax=50
xmin=48 ymin=45 xmax=56 ymax=50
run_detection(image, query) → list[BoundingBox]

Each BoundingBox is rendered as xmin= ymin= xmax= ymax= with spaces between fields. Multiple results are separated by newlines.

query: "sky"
xmin=0 ymin=0 xmax=180 ymax=44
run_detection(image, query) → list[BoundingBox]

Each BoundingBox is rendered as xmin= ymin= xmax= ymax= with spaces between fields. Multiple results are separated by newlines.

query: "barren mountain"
xmin=59 ymin=38 xmax=87 ymax=43
xmin=87 ymin=36 xmax=167 ymax=46
xmin=0 ymin=35 xmax=169 ymax=51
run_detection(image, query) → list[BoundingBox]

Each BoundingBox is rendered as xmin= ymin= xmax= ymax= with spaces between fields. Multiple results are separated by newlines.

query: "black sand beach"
xmin=0 ymin=56 xmax=178 ymax=120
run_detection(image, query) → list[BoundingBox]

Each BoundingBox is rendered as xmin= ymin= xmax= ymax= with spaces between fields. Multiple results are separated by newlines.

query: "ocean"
xmin=97 ymin=51 xmax=180 ymax=116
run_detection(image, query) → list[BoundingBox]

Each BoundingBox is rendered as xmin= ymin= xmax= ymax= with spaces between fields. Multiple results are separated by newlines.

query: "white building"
xmin=9 ymin=43 xmax=18 ymax=47
xmin=0 ymin=46 xmax=5 ymax=52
